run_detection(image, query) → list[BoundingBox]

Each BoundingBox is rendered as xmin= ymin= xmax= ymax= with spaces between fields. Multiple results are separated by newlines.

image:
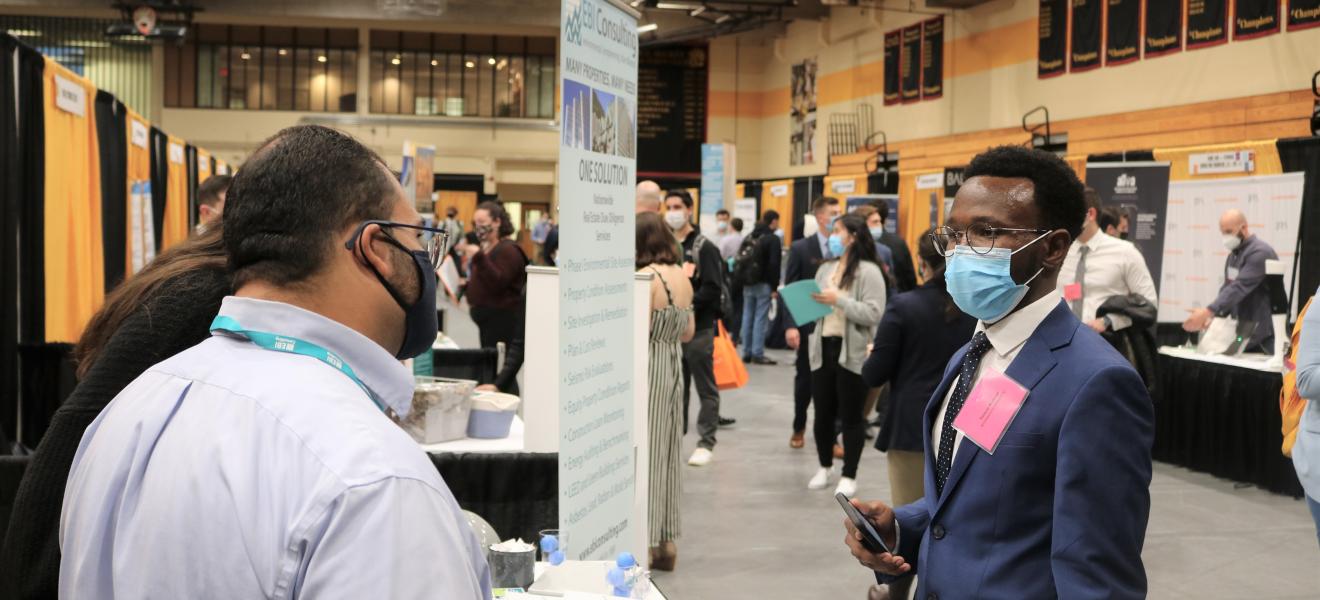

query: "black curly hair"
xmin=962 ymin=145 xmax=1086 ymax=240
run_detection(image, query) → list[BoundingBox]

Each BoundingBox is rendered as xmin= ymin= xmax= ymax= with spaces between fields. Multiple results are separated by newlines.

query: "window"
xmin=368 ymin=31 xmax=554 ymax=119
xmin=0 ymin=15 xmax=154 ymax=118
xmin=167 ymin=25 xmax=357 ymax=112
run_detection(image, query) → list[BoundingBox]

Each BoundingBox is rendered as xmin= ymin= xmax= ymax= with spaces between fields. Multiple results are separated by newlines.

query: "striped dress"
xmin=647 ymin=267 xmax=690 ymax=545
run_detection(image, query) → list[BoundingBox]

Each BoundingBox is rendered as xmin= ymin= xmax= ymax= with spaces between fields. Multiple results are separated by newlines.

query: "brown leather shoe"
xmin=868 ymin=583 xmax=891 ymax=600
xmin=833 ymin=444 xmax=845 ymax=459
xmin=651 ymin=540 xmax=677 ymax=571
xmin=789 ymin=431 xmax=805 ymax=449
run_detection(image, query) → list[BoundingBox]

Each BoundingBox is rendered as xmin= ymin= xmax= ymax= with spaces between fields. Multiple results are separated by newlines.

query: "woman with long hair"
xmin=635 ymin=211 xmax=695 ymax=571
xmin=860 ymin=227 xmax=976 ymax=600
xmin=1 ymin=226 xmax=230 ymax=598
xmin=805 ymin=214 xmax=886 ymax=497
xmin=463 ymin=201 xmax=529 ymax=392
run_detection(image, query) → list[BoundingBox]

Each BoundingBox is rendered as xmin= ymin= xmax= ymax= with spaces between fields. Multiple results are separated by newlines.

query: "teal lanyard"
xmin=210 ymin=315 xmax=389 ymax=414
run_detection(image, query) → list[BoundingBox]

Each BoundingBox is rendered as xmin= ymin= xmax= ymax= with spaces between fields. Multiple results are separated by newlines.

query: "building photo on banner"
xmin=789 ymin=58 xmax=816 ymax=166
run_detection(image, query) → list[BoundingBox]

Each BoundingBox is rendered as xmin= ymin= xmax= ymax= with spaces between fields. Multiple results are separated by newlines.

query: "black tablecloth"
xmin=1153 ymin=354 xmax=1303 ymax=497
xmin=429 ymin=452 xmax=558 ymax=543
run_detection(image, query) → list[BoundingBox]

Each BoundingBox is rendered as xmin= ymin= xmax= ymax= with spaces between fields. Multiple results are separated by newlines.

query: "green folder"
xmin=780 ymin=280 xmax=834 ymax=325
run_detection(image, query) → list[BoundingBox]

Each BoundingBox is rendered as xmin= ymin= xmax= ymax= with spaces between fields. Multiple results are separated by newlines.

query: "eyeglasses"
xmin=344 ymin=220 xmax=451 ymax=267
xmin=929 ymin=224 xmax=1052 ymax=257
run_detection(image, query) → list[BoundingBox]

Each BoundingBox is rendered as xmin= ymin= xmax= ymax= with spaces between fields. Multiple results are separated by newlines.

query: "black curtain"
xmin=17 ymin=44 xmax=44 ymax=347
xmin=149 ymin=127 xmax=167 ymax=251
xmin=185 ymin=144 xmax=198 ymax=229
xmin=791 ymin=176 xmax=821 ymax=241
xmin=0 ymin=36 xmax=18 ymax=446
xmin=1085 ymin=150 xmax=1156 ymax=163
xmin=740 ymin=180 xmax=762 ymax=203
xmin=95 ymin=92 xmax=127 ymax=293
xmin=867 ymin=170 xmax=899 ymax=195
xmin=1277 ymin=137 xmax=1320 ymax=313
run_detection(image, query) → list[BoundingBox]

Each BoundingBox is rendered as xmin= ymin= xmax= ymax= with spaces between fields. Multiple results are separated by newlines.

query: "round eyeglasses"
xmin=929 ymin=224 xmax=1052 ymax=257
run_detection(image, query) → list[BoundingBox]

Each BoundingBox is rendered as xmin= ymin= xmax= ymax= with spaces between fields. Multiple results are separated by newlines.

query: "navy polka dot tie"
xmin=935 ymin=331 xmax=992 ymax=496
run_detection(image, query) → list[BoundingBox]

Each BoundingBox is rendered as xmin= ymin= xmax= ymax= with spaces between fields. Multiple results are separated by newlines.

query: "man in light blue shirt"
xmin=1290 ymin=285 xmax=1320 ymax=547
xmin=60 ymin=125 xmax=491 ymax=599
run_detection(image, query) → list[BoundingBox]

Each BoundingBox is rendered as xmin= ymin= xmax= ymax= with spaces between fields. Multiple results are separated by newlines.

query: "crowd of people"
xmin=3 ymin=122 xmax=1315 ymax=600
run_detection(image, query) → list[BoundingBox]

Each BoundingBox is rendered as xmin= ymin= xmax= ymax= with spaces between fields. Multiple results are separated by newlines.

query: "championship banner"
xmin=900 ymin=25 xmax=922 ymax=103
xmin=1145 ymin=0 xmax=1184 ymax=56
xmin=884 ymin=30 xmax=901 ymax=105
xmin=1158 ymin=173 xmax=1304 ymax=322
xmin=1039 ymin=0 xmax=1068 ymax=77
xmin=1071 ymin=0 xmax=1103 ymax=71
xmin=921 ymin=17 xmax=944 ymax=100
xmin=1187 ymin=0 xmax=1229 ymax=49
xmin=1106 ymin=0 xmax=1141 ymax=65
xmin=1234 ymin=0 xmax=1281 ymax=38
xmin=1290 ymin=0 xmax=1320 ymax=30
xmin=557 ymin=0 xmax=639 ymax=561
xmin=1085 ymin=163 xmax=1172 ymax=298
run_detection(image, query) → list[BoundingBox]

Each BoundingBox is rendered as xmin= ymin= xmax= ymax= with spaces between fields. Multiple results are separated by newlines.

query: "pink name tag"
xmin=953 ymin=368 xmax=1029 ymax=455
xmin=1062 ymin=282 xmax=1082 ymax=302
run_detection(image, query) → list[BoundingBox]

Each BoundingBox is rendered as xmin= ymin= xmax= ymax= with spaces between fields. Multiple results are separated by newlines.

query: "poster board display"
xmin=1159 ymin=172 xmax=1305 ymax=322
xmin=557 ymin=0 xmax=640 ymax=562
xmin=1085 ymin=162 xmax=1172 ymax=295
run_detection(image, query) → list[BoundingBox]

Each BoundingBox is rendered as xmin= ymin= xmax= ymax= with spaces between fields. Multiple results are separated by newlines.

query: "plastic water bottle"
xmin=606 ymin=552 xmax=647 ymax=598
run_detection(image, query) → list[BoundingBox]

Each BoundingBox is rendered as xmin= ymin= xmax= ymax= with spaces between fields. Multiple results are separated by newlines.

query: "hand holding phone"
xmin=838 ymin=493 xmax=910 ymax=576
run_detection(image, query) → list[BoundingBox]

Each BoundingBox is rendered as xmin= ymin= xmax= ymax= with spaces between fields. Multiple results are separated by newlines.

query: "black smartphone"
xmin=836 ymin=492 xmax=891 ymax=554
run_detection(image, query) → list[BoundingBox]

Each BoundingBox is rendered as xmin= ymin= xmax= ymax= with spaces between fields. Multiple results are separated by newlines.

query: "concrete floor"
xmin=649 ymin=349 xmax=1320 ymax=600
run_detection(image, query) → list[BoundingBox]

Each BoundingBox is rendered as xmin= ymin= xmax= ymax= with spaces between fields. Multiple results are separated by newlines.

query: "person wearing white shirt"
xmin=60 ymin=125 xmax=490 ymax=599
xmin=717 ymin=217 xmax=745 ymax=260
xmin=1057 ymin=188 xmax=1157 ymax=333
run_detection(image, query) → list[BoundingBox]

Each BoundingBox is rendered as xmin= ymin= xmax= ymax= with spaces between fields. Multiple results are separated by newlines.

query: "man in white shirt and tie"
xmin=60 ymin=125 xmax=491 ymax=599
xmin=1058 ymin=188 xmax=1157 ymax=334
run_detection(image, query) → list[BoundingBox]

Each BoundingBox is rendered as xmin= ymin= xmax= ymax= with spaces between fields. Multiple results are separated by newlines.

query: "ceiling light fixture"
xmin=715 ymin=14 xmax=732 ymax=23
xmin=655 ymin=2 xmax=699 ymax=9
xmin=690 ymin=6 xmax=706 ymax=16
xmin=431 ymin=59 xmax=439 ymax=66
xmin=240 ymin=52 xmax=251 ymax=60
xmin=391 ymin=55 xmax=401 ymax=65
xmin=278 ymin=48 xmax=288 ymax=56
xmin=465 ymin=60 xmax=475 ymax=68
xmin=487 ymin=57 xmax=496 ymax=65
xmin=637 ymin=23 xmax=659 ymax=33
xmin=6 ymin=29 xmax=41 ymax=38
xmin=317 ymin=54 xmax=327 ymax=63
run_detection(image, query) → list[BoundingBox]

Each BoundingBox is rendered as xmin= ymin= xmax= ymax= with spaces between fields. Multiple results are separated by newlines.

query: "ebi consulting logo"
xmin=563 ymin=0 xmax=591 ymax=45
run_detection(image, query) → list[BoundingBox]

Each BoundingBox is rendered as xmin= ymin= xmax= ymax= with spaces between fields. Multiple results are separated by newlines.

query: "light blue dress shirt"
xmin=60 ymin=296 xmax=492 ymax=599
xmin=1291 ymin=285 xmax=1320 ymax=500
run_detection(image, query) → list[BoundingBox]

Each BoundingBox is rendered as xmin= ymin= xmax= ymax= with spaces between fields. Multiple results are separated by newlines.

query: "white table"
xmin=1157 ymin=345 xmax=1281 ymax=373
xmin=495 ymin=561 xmax=667 ymax=599
xmin=420 ymin=416 xmax=526 ymax=454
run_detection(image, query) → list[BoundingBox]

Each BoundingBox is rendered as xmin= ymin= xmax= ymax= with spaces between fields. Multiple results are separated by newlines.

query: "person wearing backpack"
xmin=737 ymin=210 xmax=783 ymax=365
xmin=664 ymin=190 xmax=731 ymax=466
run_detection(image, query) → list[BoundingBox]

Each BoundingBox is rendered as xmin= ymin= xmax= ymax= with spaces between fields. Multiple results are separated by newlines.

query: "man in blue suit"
xmin=784 ymin=196 xmax=841 ymax=449
xmin=844 ymin=145 xmax=1153 ymax=599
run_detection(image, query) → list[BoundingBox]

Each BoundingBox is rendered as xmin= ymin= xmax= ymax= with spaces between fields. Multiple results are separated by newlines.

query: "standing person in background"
xmin=785 ymin=196 xmax=841 ymax=449
xmin=665 ymin=190 xmax=729 ymax=466
xmin=1289 ymin=286 xmax=1320 ymax=547
xmin=859 ymin=227 xmax=976 ymax=600
xmin=59 ymin=125 xmax=490 ymax=598
xmin=530 ymin=212 xmax=552 ymax=260
xmin=1 ymin=227 xmax=230 ymax=599
xmin=805 ymin=214 xmax=885 ymax=497
xmin=718 ymin=217 xmax=745 ymax=260
xmin=1059 ymin=188 xmax=1157 ymax=333
xmin=637 ymin=180 xmax=663 ymax=214
xmin=542 ymin=219 xmax=559 ymax=267
xmin=738 ymin=210 xmax=783 ymax=365
xmin=715 ymin=209 xmax=732 ymax=240
xmin=867 ymin=199 xmax=917 ymax=292
xmin=1098 ymin=205 xmax=1123 ymax=238
xmin=195 ymin=174 xmax=231 ymax=233
xmin=635 ymin=212 xmax=696 ymax=572
xmin=1182 ymin=208 xmax=1279 ymax=353
xmin=851 ymin=205 xmax=896 ymax=290
xmin=441 ymin=205 xmax=464 ymax=247
xmin=465 ymin=201 xmax=530 ymax=393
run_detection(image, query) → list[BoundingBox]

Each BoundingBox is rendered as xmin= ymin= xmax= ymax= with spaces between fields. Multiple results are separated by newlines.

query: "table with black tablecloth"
xmin=429 ymin=451 xmax=558 ymax=544
xmin=1154 ymin=347 xmax=1302 ymax=497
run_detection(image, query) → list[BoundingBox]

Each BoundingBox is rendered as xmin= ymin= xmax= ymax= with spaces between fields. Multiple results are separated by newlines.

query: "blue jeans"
xmin=1308 ymin=495 xmax=1320 ymax=549
xmin=740 ymin=283 xmax=772 ymax=359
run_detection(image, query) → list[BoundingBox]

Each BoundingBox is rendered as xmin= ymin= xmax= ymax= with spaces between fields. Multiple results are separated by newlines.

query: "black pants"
xmin=681 ymin=327 xmax=720 ymax=450
xmin=812 ymin=336 xmax=866 ymax=479
xmin=470 ymin=305 xmax=522 ymax=394
xmin=793 ymin=322 xmax=814 ymax=432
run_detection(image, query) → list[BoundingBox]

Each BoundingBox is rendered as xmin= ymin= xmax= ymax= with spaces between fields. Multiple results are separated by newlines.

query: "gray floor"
xmin=650 ymin=349 xmax=1320 ymax=600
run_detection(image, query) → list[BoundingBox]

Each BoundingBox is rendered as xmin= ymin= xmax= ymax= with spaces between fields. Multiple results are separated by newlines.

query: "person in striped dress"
xmin=636 ymin=212 xmax=695 ymax=571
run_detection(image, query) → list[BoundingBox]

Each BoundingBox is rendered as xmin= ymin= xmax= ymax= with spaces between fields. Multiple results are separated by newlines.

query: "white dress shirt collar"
xmin=213 ymin=296 xmax=415 ymax=416
xmin=1077 ymin=229 xmax=1114 ymax=251
xmin=977 ymin=290 xmax=1063 ymax=360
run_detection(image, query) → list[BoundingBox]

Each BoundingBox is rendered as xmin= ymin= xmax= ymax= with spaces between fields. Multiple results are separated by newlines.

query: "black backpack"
xmin=693 ymin=234 xmax=735 ymax=319
xmin=733 ymin=233 xmax=765 ymax=286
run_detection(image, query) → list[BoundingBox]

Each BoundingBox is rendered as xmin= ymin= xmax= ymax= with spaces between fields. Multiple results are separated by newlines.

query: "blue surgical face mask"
xmin=827 ymin=234 xmax=846 ymax=258
xmin=944 ymin=231 xmax=1049 ymax=323
xmin=869 ymin=226 xmax=884 ymax=240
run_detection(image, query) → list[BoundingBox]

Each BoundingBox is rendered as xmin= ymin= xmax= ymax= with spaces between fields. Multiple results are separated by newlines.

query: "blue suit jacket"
xmin=884 ymin=301 xmax=1153 ymax=600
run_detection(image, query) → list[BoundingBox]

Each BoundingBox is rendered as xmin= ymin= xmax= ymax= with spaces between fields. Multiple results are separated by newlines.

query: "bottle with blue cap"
xmin=539 ymin=534 xmax=565 ymax=566
xmin=606 ymin=552 xmax=647 ymax=598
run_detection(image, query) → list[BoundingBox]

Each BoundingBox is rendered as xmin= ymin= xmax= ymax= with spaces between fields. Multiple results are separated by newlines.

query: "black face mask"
xmin=361 ymin=236 xmax=438 ymax=360
xmin=1119 ymin=232 xmax=1129 ymax=241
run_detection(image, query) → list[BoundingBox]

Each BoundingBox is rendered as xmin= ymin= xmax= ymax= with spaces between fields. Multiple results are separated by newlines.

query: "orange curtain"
xmin=42 ymin=58 xmax=104 ymax=343
xmin=897 ymin=168 xmax=943 ymax=264
xmin=824 ymin=174 xmax=866 ymax=199
xmin=160 ymin=135 xmax=190 ymax=250
xmin=196 ymin=148 xmax=212 ymax=183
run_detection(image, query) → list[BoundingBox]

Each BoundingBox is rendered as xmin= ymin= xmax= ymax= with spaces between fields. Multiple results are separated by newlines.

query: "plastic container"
xmin=488 ymin=541 xmax=536 ymax=589
xmin=466 ymin=392 xmax=521 ymax=439
xmin=395 ymin=376 xmax=476 ymax=443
